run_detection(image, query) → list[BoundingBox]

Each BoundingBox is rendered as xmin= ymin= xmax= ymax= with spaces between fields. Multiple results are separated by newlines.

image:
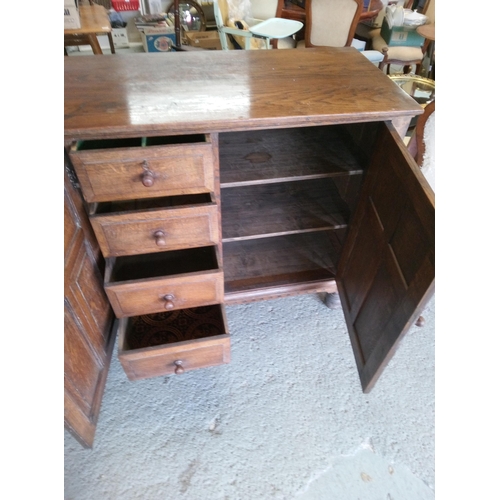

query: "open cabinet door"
xmin=336 ymin=122 xmax=435 ymax=393
xmin=65 ymin=158 xmax=116 ymax=448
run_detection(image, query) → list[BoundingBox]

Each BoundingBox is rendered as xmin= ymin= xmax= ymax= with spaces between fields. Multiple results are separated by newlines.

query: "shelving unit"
xmin=218 ymin=124 xmax=368 ymax=303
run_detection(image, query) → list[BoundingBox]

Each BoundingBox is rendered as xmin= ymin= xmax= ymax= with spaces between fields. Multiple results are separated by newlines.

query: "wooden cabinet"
xmin=64 ymin=48 xmax=434 ymax=447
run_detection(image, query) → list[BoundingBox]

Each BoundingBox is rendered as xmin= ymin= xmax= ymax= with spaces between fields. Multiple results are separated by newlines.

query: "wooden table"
xmin=64 ymin=48 xmax=433 ymax=447
xmin=64 ymin=4 xmax=115 ymax=55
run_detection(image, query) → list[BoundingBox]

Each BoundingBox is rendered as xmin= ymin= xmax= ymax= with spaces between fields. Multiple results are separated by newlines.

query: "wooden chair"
xmin=213 ymin=0 xmax=302 ymax=50
xmin=296 ymin=0 xmax=363 ymax=49
xmin=370 ymin=0 xmax=435 ymax=74
xmin=213 ymin=0 xmax=303 ymax=50
xmin=407 ymin=99 xmax=435 ymax=190
xmin=408 ymin=98 xmax=435 ymax=327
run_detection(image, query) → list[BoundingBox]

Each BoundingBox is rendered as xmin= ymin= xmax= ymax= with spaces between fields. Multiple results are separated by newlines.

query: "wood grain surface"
xmin=64 ymin=48 xmax=422 ymax=140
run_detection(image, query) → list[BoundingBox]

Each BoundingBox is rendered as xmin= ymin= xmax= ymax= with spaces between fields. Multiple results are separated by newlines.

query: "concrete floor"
xmin=64 ymin=293 xmax=435 ymax=499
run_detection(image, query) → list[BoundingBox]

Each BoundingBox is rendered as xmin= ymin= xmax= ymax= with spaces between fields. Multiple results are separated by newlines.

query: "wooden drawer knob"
xmin=154 ymin=230 xmax=167 ymax=246
xmin=174 ymin=360 xmax=184 ymax=375
xmin=141 ymin=160 xmax=155 ymax=187
xmin=163 ymin=294 xmax=175 ymax=310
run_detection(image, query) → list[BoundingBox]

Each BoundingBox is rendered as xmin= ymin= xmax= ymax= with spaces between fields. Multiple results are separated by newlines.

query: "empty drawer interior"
xmin=91 ymin=193 xmax=213 ymax=215
xmin=74 ymin=134 xmax=209 ymax=151
xmin=108 ymin=246 xmax=218 ymax=283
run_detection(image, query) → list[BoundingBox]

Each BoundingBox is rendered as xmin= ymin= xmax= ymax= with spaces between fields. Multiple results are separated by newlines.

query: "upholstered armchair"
xmin=213 ymin=0 xmax=301 ymax=50
xmin=367 ymin=0 xmax=435 ymax=73
xmin=296 ymin=0 xmax=363 ymax=48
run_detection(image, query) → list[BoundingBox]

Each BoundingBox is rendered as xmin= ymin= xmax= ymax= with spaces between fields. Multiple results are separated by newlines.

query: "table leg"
xmin=107 ymin=32 xmax=116 ymax=54
xmin=88 ymin=34 xmax=103 ymax=55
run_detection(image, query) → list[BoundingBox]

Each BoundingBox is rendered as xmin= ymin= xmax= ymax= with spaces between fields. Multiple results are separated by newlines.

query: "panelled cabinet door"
xmin=64 ymin=161 xmax=115 ymax=448
xmin=337 ymin=122 xmax=435 ymax=393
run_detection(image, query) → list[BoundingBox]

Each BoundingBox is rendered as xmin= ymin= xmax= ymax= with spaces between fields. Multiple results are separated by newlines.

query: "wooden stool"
xmin=64 ymin=4 xmax=115 ymax=55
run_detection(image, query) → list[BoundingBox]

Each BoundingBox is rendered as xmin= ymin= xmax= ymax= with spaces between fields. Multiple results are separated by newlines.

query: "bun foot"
xmin=415 ymin=315 xmax=425 ymax=327
xmin=323 ymin=292 xmax=341 ymax=310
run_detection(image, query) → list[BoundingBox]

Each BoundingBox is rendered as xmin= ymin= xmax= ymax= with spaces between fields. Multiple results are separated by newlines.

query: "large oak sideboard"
xmin=64 ymin=48 xmax=434 ymax=448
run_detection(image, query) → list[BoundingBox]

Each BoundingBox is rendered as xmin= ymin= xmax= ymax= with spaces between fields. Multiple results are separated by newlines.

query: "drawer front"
xmin=105 ymin=270 xmax=224 ymax=318
xmin=90 ymin=204 xmax=219 ymax=257
xmin=117 ymin=306 xmax=230 ymax=381
xmin=70 ymin=144 xmax=214 ymax=202
xmin=119 ymin=335 xmax=231 ymax=381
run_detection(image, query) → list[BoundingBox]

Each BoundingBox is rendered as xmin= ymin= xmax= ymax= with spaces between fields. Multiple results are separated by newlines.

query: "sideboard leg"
xmin=415 ymin=315 xmax=425 ymax=327
xmin=323 ymin=292 xmax=341 ymax=310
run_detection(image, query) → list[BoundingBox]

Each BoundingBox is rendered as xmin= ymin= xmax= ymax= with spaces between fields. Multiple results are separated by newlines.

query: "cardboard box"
xmin=140 ymin=27 xmax=176 ymax=52
xmin=112 ymin=27 xmax=129 ymax=48
xmin=380 ymin=18 xmax=425 ymax=47
xmin=185 ymin=31 xmax=221 ymax=50
xmin=64 ymin=0 xmax=80 ymax=30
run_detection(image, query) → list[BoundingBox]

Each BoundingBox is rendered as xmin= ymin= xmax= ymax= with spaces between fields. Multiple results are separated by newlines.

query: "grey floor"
xmin=64 ymin=293 xmax=435 ymax=500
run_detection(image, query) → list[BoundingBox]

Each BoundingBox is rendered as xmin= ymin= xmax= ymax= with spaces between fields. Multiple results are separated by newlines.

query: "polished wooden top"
xmin=64 ymin=48 xmax=422 ymax=140
xmin=64 ymin=4 xmax=111 ymax=35
xmin=416 ymin=24 xmax=435 ymax=41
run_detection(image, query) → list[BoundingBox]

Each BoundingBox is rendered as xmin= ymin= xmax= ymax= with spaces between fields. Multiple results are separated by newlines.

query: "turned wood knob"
xmin=141 ymin=160 xmax=154 ymax=187
xmin=174 ymin=360 xmax=184 ymax=375
xmin=142 ymin=171 xmax=154 ymax=187
xmin=154 ymin=230 xmax=166 ymax=246
xmin=163 ymin=294 xmax=175 ymax=310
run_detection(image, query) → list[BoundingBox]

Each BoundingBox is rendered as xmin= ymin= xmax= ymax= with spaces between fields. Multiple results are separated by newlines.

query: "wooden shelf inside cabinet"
xmin=223 ymin=231 xmax=345 ymax=303
xmin=218 ymin=126 xmax=366 ymax=187
xmin=221 ymin=178 xmax=350 ymax=242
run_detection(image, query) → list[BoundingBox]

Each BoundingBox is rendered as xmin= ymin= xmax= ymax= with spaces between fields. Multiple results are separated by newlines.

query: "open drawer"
xmin=89 ymin=193 xmax=219 ymax=257
xmin=104 ymin=246 xmax=224 ymax=318
xmin=117 ymin=305 xmax=230 ymax=381
xmin=69 ymin=134 xmax=214 ymax=202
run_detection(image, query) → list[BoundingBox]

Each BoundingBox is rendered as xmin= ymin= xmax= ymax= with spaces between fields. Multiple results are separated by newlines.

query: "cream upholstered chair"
xmin=295 ymin=0 xmax=383 ymax=65
xmin=213 ymin=0 xmax=301 ymax=50
xmin=296 ymin=0 xmax=363 ymax=48
xmin=370 ymin=0 xmax=435 ymax=73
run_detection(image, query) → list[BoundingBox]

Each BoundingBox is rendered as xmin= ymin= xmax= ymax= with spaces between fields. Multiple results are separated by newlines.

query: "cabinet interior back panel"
xmin=221 ymin=178 xmax=350 ymax=241
xmin=223 ymin=231 xmax=345 ymax=295
xmin=219 ymin=126 xmax=365 ymax=187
